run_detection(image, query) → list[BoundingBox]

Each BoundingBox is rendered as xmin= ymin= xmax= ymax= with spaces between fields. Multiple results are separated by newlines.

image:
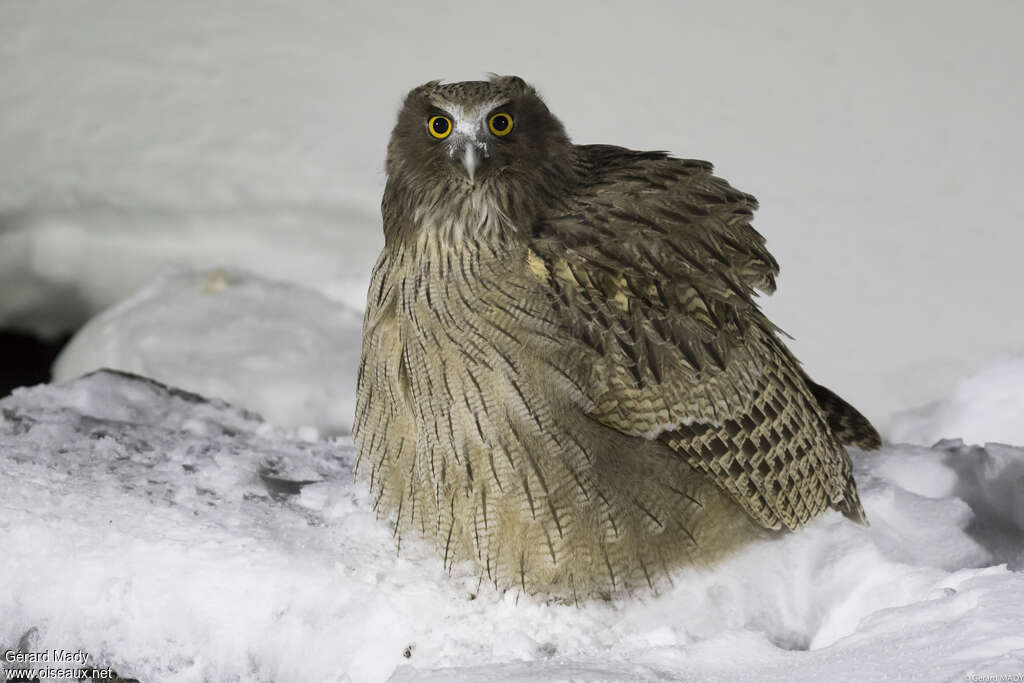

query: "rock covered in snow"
xmin=52 ymin=267 xmax=363 ymax=435
xmin=2 ymin=370 xmax=1024 ymax=682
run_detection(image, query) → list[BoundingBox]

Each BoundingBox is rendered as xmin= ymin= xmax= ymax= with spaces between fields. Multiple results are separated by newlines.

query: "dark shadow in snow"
xmin=0 ymin=330 xmax=72 ymax=398
xmin=940 ymin=440 xmax=1024 ymax=570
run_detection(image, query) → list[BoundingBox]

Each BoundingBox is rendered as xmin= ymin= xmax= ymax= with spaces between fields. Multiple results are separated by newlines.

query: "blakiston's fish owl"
xmin=354 ymin=75 xmax=880 ymax=599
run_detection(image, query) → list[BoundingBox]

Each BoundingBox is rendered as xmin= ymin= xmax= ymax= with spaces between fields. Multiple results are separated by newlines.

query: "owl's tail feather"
xmin=807 ymin=380 xmax=882 ymax=450
xmin=835 ymin=475 xmax=870 ymax=526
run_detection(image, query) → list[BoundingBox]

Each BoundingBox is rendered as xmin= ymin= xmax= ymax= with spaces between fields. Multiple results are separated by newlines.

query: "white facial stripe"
xmin=454 ymin=117 xmax=478 ymax=139
xmin=434 ymin=98 xmax=507 ymax=160
xmin=432 ymin=97 xmax=507 ymax=148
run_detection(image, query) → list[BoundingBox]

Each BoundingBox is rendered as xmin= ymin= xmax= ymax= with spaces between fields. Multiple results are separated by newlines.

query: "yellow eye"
xmin=488 ymin=112 xmax=514 ymax=137
xmin=428 ymin=115 xmax=452 ymax=139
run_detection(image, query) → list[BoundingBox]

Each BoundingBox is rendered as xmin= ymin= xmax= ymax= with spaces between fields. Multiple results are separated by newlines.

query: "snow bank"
xmin=889 ymin=354 xmax=1024 ymax=448
xmin=52 ymin=267 xmax=363 ymax=435
xmin=0 ymin=205 xmax=381 ymax=338
xmin=3 ymin=1 xmax=1024 ymax=423
xmin=2 ymin=370 xmax=1023 ymax=682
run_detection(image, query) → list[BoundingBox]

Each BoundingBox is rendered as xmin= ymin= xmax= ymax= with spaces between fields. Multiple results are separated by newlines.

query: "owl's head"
xmin=386 ymin=76 xmax=575 ymax=202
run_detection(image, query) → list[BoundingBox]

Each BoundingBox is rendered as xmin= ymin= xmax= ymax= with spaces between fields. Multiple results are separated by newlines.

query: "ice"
xmin=2 ymin=370 xmax=1024 ymax=682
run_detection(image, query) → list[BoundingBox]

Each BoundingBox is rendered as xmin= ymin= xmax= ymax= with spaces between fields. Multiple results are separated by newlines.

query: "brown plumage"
xmin=353 ymin=75 xmax=880 ymax=599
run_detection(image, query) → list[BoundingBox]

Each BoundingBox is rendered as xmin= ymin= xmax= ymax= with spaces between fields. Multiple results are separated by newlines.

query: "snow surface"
xmin=51 ymin=266 xmax=363 ymax=435
xmin=2 ymin=370 xmax=1024 ymax=682
xmin=2 ymin=1 xmax=1024 ymax=425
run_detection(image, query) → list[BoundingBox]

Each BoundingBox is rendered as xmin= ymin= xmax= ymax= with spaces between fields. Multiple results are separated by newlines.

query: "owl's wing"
xmin=528 ymin=144 xmax=868 ymax=530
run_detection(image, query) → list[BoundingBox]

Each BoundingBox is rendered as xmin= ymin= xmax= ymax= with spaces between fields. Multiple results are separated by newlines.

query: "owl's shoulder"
xmin=573 ymin=143 xmax=717 ymax=179
xmin=567 ymin=144 xmax=758 ymax=215
xmin=529 ymin=144 xmax=776 ymax=297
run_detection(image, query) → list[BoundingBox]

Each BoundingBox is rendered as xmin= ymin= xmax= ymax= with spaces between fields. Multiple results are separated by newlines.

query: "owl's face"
xmin=386 ymin=76 xmax=573 ymax=197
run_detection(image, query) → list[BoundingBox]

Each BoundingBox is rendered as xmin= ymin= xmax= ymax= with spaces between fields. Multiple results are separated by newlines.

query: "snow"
xmin=3 ymin=370 xmax=1024 ymax=682
xmin=51 ymin=266 xmax=363 ymax=435
xmin=889 ymin=354 xmax=1024 ymax=448
xmin=2 ymin=1 xmax=1024 ymax=424
xmin=0 ymin=205 xmax=381 ymax=338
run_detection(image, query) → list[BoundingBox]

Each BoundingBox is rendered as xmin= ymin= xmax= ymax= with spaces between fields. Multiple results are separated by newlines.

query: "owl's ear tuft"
xmin=487 ymin=74 xmax=532 ymax=94
xmin=412 ymin=80 xmax=442 ymax=95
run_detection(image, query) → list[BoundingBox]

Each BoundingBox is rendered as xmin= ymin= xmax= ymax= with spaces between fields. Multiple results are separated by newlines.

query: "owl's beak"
xmin=461 ymin=145 xmax=479 ymax=185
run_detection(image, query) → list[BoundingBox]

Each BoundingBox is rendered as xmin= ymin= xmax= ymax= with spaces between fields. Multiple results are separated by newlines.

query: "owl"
xmin=353 ymin=75 xmax=880 ymax=599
